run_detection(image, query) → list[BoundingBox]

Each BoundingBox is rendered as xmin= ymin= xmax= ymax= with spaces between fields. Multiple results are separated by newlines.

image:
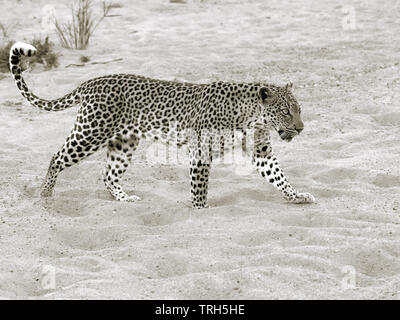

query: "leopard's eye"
xmin=281 ymin=109 xmax=289 ymax=115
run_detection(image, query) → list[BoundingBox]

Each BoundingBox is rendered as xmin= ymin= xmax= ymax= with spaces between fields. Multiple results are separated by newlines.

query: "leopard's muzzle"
xmin=278 ymin=128 xmax=301 ymax=142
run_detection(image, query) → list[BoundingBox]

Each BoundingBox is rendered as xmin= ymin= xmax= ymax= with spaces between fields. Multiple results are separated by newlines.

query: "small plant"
xmin=0 ymin=23 xmax=9 ymax=39
xmin=0 ymin=41 xmax=13 ymax=73
xmin=31 ymin=37 xmax=59 ymax=70
xmin=80 ymin=55 xmax=90 ymax=63
xmin=0 ymin=37 xmax=59 ymax=73
xmin=54 ymin=0 xmax=118 ymax=49
xmin=103 ymin=1 xmax=122 ymax=17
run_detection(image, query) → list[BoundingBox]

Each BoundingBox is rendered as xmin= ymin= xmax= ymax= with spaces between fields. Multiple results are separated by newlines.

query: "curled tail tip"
xmin=9 ymin=42 xmax=37 ymax=66
xmin=9 ymin=42 xmax=37 ymax=73
xmin=11 ymin=42 xmax=37 ymax=56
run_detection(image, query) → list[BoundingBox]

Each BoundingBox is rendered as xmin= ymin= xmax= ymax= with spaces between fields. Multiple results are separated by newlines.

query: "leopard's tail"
xmin=9 ymin=42 xmax=81 ymax=111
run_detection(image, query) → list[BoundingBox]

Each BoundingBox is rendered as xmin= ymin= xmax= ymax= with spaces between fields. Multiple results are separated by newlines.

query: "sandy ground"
xmin=0 ymin=0 xmax=399 ymax=299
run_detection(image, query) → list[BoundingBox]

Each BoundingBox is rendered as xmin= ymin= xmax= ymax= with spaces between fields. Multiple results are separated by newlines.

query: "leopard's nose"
xmin=294 ymin=118 xmax=304 ymax=134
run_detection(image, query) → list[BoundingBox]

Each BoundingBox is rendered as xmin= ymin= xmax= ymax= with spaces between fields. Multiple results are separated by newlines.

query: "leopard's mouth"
xmin=278 ymin=129 xmax=295 ymax=142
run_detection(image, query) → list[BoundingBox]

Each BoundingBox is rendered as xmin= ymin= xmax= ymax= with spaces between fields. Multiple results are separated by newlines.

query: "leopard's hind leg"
xmin=40 ymin=98 xmax=117 ymax=197
xmin=40 ymin=129 xmax=107 ymax=197
xmin=103 ymin=130 xmax=140 ymax=202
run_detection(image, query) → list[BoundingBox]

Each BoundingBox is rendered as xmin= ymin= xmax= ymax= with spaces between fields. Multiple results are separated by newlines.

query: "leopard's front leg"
xmin=189 ymin=160 xmax=211 ymax=209
xmin=251 ymin=128 xmax=315 ymax=204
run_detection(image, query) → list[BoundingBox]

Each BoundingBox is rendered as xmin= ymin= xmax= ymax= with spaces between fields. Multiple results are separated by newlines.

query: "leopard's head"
xmin=258 ymin=83 xmax=304 ymax=142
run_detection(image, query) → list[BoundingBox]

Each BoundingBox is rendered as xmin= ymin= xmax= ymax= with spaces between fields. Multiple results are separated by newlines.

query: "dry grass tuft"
xmin=54 ymin=0 xmax=118 ymax=49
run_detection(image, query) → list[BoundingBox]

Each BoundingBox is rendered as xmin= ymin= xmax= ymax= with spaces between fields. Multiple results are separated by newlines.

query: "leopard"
xmin=9 ymin=42 xmax=315 ymax=209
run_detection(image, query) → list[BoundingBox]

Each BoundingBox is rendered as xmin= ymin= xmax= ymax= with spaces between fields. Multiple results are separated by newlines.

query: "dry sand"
xmin=0 ymin=0 xmax=399 ymax=299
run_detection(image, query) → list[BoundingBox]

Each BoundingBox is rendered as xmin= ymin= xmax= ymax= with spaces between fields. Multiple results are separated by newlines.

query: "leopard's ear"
xmin=258 ymin=87 xmax=276 ymax=104
xmin=285 ymin=82 xmax=293 ymax=90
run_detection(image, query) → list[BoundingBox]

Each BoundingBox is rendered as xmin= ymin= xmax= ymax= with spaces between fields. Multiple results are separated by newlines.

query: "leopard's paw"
xmin=126 ymin=194 xmax=141 ymax=202
xmin=114 ymin=193 xmax=141 ymax=202
xmin=40 ymin=188 xmax=53 ymax=198
xmin=192 ymin=203 xmax=210 ymax=209
xmin=286 ymin=192 xmax=315 ymax=204
xmin=293 ymin=192 xmax=315 ymax=204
